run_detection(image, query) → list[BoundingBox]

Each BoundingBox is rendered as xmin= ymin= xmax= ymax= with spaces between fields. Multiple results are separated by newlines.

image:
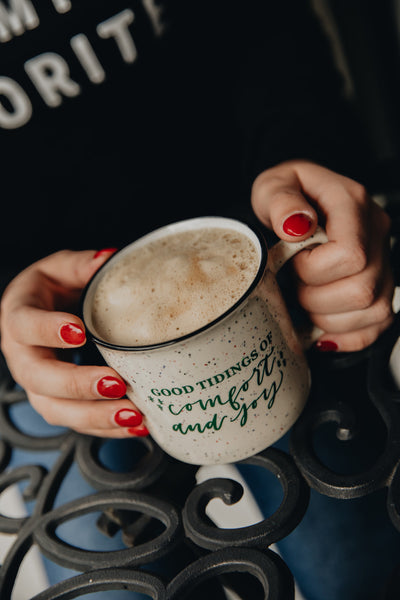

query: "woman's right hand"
xmin=0 ymin=249 xmax=148 ymax=438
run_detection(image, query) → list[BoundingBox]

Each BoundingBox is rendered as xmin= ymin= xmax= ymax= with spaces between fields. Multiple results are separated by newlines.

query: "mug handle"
xmin=267 ymin=226 xmax=328 ymax=275
xmin=267 ymin=226 xmax=328 ymax=348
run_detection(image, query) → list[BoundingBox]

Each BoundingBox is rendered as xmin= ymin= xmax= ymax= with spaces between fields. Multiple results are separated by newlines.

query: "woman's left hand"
xmin=251 ymin=160 xmax=394 ymax=352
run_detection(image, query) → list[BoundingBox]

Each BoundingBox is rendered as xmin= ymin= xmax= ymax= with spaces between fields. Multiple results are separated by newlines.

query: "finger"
xmin=309 ymin=301 xmax=393 ymax=335
xmin=297 ymin=262 xmax=393 ymax=315
xmin=292 ymin=200 xmax=378 ymax=286
xmin=37 ymin=248 xmax=118 ymax=290
xmin=315 ymin=317 xmax=393 ymax=353
xmin=252 ymin=161 xmax=391 ymax=284
xmin=1 ymin=249 xmax=118 ymax=347
xmin=73 ymin=423 xmax=149 ymax=439
xmin=290 ymin=175 xmax=390 ymax=285
xmin=9 ymin=346 xmax=126 ymax=400
xmin=2 ymin=249 xmax=117 ymax=317
xmin=28 ymin=391 xmax=131 ymax=426
xmin=7 ymin=307 xmax=87 ymax=348
xmin=75 ymin=428 xmax=148 ymax=439
xmin=251 ymin=165 xmax=318 ymax=241
xmin=27 ymin=392 xmax=149 ymax=438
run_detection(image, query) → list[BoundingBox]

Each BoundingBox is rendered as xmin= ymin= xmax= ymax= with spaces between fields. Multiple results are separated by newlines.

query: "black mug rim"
xmin=81 ymin=216 xmax=268 ymax=352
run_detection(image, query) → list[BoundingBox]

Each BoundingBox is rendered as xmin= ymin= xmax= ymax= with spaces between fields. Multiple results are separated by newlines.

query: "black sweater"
xmin=0 ymin=0 xmax=370 ymax=285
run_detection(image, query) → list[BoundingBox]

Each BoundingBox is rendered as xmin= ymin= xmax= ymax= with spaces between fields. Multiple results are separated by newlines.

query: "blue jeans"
xmin=238 ymin=432 xmax=400 ymax=600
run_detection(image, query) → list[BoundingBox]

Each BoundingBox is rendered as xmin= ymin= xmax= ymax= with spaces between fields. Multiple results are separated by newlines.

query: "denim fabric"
xmin=238 ymin=432 xmax=400 ymax=600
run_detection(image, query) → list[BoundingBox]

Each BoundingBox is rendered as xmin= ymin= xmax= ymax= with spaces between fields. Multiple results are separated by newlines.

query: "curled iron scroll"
xmin=166 ymin=547 xmax=294 ymax=600
xmin=0 ymin=353 xmax=69 ymax=451
xmin=290 ymin=313 xmax=400 ymax=499
xmin=31 ymin=568 xmax=166 ymax=600
xmin=182 ymin=447 xmax=309 ymax=551
xmin=75 ymin=434 xmax=166 ymax=492
xmin=0 ymin=464 xmax=47 ymax=533
xmin=34 ymin=490 xmax=182 ymax=571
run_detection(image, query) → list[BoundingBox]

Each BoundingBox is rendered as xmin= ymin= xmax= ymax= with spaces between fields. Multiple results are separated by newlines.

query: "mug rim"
xmin=82 ymin=216 xmax=268 ymax=352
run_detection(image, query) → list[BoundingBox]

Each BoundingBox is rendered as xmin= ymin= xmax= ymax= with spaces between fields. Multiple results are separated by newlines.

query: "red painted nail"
xmin=282 ymin=213 xmax=312 ymax=237
xmin=97 ymin=376 xmax=126 ymax=398
xmin=315 ymin=340 xmax=338 ymax=352
xmin=93 ymin=248 xmax=118 ymax=259
xmin=59 ymin=323 xmax=86 ymax=345
xmin=114 ymin=408 xmax=142 ymax=427
xmin=128 ymin=424 xmax=149 ymax=437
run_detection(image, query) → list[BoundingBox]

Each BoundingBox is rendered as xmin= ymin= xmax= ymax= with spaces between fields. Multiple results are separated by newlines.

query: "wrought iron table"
xmin=0 ymin=307 xmax=400 ymax=599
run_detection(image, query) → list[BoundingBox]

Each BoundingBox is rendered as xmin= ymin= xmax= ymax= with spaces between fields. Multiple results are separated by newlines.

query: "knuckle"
xmin=372 ymin=297 xmax=393 ymax=324
xmin=28 ymin=395 xmax=60 ymax=427
xmin=349 ymin=181 xmax=369 ymax=206
xmin=43 ymin=412 xmax=61 ymax=427
xmin=351 ymin=281 xmax=377 ymax=310
xmin=4 ymin=358 xmax=25 ymax=389
xmin=343 ymin=244 xmax=368 ymax=275
xmin=350 ymin=331 xmax=375 ymax=352
xmin=308 ymin=313 xmax=330 ymax=331
xmin=2 ymin=308 xmax=19 ymax=339
xmin=251 ymin=173 xmax=271 ymax=208
xmin=251 ymin=172 xmax=291 ymax=206
xmin=64 ymin=373 xmax=85 ymax=399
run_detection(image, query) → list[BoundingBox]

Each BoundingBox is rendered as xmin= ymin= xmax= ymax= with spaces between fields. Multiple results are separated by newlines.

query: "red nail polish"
xmin=128 ymin=424 xmax=149 ymax=437
xmin=59 ymin=323 xmax=86 ymax=345
xmin=282 ymin=214 xmax=312 ymax=237
xmin=97 ymin=376 xmax=126 ymax=398
xmin=315 ymin=340 xmax=338 ymax=352
xmin=114 ymin=408 xmax=142 ymax=427
xmin=93 ymin=248 xmax=118 ymax=259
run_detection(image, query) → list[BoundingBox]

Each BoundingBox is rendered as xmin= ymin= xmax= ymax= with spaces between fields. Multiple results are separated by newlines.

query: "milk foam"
xmin=91 ymin=227 xmax=259 ymax=346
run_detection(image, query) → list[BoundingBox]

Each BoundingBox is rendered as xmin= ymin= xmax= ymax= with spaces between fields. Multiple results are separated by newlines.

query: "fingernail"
xmin=59 ymin=323 xmax=86 ymax=345
xmin=315 ymin=340 xmax=338 ymax=352
xmin=128 ymin=424 xmax=150 ymax=437
xmin=114 ymin=408 xmax=142 ymax=427
xmin=93 ymin=248 xmax=118 ymax=259
xmin=282 ymin=213 xmax=312 ymax=237
xmin=97 ymin=376 xmax=126 ymax=398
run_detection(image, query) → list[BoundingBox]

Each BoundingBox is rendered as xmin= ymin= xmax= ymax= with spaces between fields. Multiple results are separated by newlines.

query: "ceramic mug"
xmin=82 ymin=216 xmax=327 ymax=465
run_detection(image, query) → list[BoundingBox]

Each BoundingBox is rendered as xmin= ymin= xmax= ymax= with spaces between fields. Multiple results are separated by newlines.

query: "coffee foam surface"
xmin=91 ymin=227 xmax=259 ymax=346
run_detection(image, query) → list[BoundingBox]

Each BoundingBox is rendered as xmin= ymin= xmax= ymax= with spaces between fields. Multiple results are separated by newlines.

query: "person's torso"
xmin=0 ymin=0 xmax=247 ymax=266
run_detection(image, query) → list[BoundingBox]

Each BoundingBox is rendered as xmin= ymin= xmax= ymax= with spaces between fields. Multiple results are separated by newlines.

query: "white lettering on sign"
xmin=24 ymin=52 xmax=81 ymax=107
xmin=50 ymin=0 xmax=71 ymax=14
xmin=0 ymin=77 xmax=32 ymax=128
xmin=70 ymin=34 xmax=106 ymax=84
xmin=0 ymin=0 xmax=39 ymax=42
xmin=0 ymin=5 xmax=170 ymax=128
xmin=142 ymin=0 xmax=166 ymax=36
xmin=97 ymin=9 xmax=137 ymax=64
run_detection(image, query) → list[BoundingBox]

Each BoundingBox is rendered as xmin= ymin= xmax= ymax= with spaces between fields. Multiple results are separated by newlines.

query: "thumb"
xmin=37 ymin=248 xmax=118 ymax=290
xmin=251 ymin=166 xmax=319 ymax=242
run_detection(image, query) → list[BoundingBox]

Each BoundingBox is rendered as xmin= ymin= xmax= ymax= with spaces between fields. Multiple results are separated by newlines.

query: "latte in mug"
xmin=91 ymin=227 xmax=259 ymax=346
xmin=83 ymin=216 xmax=322 ymax=465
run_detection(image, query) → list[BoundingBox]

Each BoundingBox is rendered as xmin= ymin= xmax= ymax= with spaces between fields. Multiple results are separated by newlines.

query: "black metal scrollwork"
xmin=290 ymin=313 xmax=400 ymax=500
xmin=182 ymin=448 xmax=309 ymax=551
xmin=75 ymin=435 xmax=166 ymax=492
xmin=0 ymin=307 xmax=399 ymax=596
xmin=166 ymin=547 xmax=294 ymax=600
xmin=31 ymin=568 xmax=166 ymax=600
xmin=34 ymin=490 xmax=182 ymax=571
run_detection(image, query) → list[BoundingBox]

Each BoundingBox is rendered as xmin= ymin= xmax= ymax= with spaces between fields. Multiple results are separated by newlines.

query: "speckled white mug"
xmin=83 ymin=217 xmax=326 ymax=465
